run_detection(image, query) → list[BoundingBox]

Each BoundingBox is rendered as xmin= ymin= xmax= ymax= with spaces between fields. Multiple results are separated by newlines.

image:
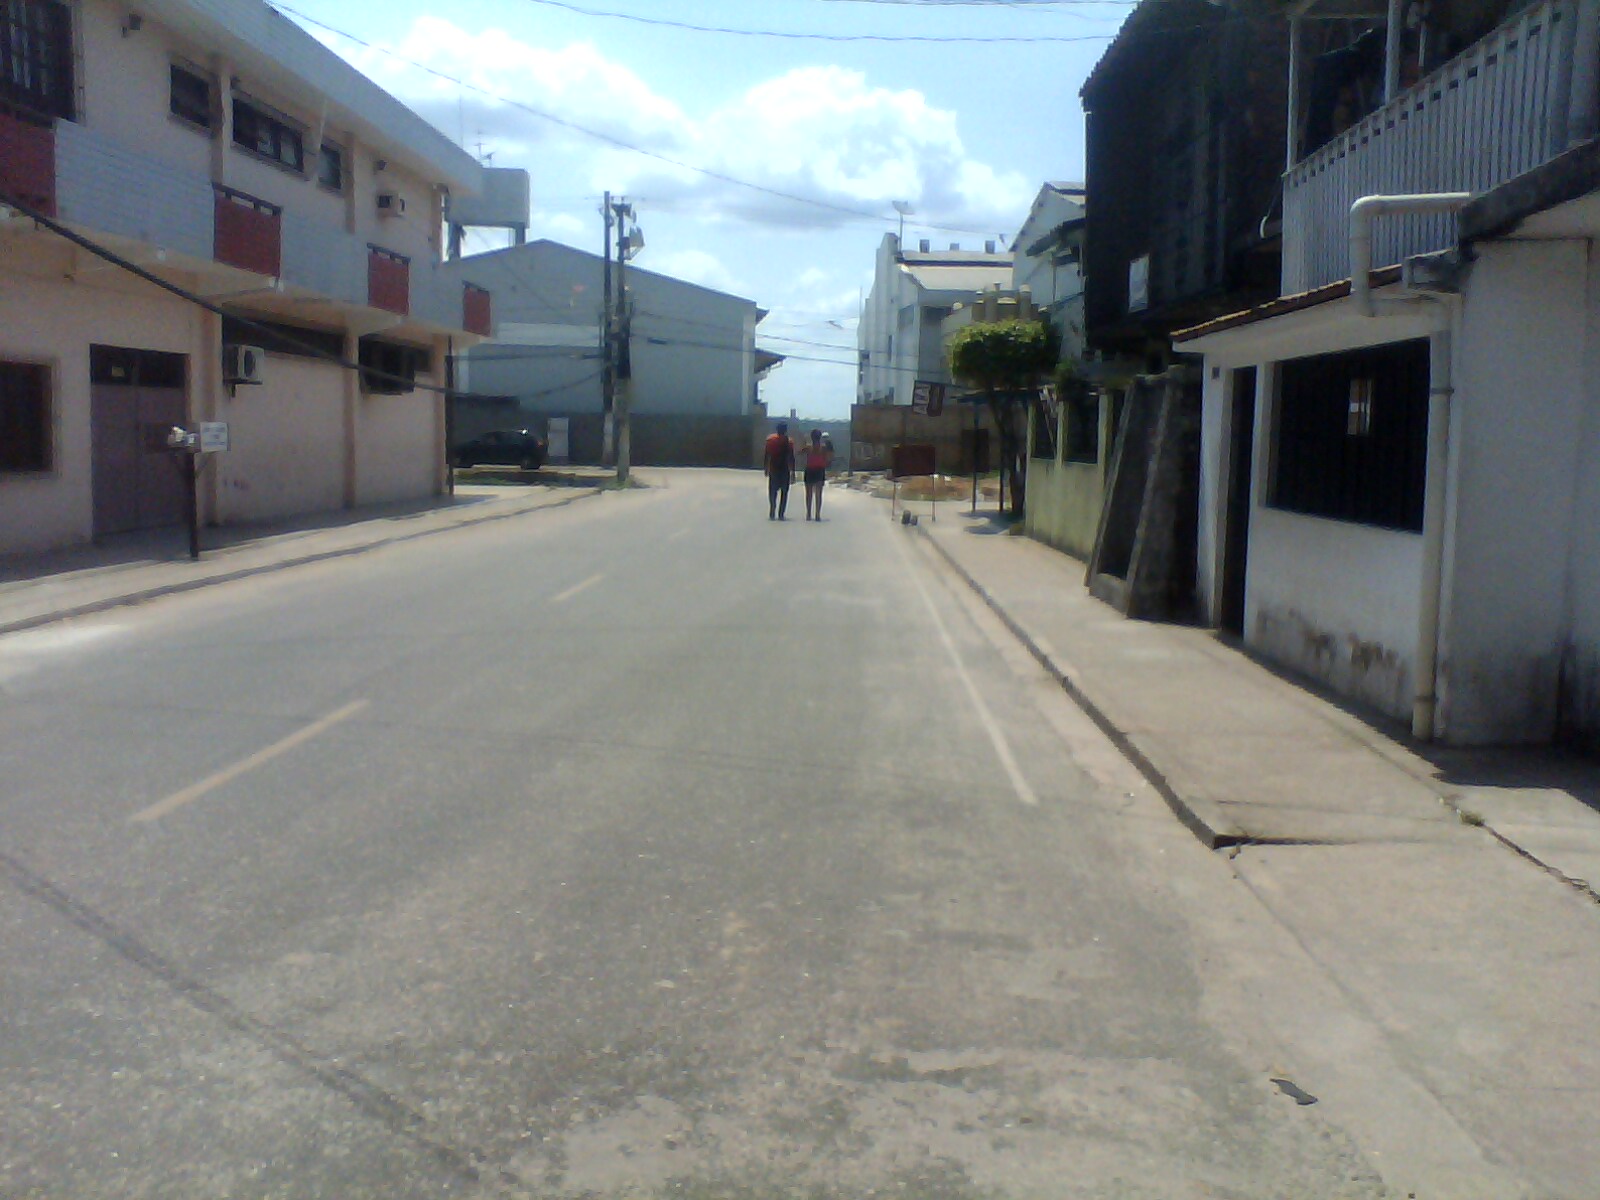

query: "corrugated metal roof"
xmin=902 ymin=263 xmax=1015 ymax=292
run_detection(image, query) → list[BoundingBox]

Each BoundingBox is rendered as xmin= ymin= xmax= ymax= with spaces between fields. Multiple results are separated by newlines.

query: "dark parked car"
xmin=454 ymin=429 xmax=546 ymax=470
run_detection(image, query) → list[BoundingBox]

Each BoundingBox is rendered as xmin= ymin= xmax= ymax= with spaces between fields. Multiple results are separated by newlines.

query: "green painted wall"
xmin=1024 ymin=398 xmax=1114 ymax=560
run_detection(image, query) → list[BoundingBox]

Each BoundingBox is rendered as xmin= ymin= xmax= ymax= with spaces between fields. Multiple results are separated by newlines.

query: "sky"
xmin=274 ymin=0 xmax=1130 ymax=420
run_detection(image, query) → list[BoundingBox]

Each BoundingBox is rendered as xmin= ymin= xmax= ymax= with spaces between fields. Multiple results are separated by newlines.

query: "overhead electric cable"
xmin=521 ymin=0 xmax=1125 ymax=40
xmin=269 ymin=1 xmax=1053 ymax=236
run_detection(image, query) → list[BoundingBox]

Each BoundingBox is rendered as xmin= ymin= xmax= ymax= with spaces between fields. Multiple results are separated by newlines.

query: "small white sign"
xmin=199 ymin=422 xmax=230 ymax=452
xmin=1128 ymin=254 xmax=1150 ymax=314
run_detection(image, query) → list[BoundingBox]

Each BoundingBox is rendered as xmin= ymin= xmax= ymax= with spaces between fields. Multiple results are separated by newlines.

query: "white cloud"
xmin=312 ymin=16 xmax=1030 ymax=235
xmin=533 ymin=212 xmax=588 ymax=240
xmin=317 ymin=16 xmax=687 ymax=162
xmin=641 ymin=249 xmax=742 ymax=295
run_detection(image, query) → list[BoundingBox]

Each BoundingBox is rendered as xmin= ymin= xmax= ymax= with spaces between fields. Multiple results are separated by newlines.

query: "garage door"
xmin=90 ymin=346 xmax=188 ymax=538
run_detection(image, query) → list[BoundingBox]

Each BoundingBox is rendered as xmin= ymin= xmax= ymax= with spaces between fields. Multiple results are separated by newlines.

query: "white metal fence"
xmin=1282 ymin=0 xmax=1578 ymax=293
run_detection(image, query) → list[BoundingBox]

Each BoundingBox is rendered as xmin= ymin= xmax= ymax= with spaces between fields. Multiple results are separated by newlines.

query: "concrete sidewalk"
xmin=911 ymin=505 xmax=1600 ymax=1197
xmin=0 ymin=479 xmax=606 ymax=637
xmin=914 ymin=506 xmax=1600 ymax=897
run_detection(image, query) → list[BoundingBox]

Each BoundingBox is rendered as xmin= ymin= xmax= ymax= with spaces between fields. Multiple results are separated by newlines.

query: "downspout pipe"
xmin=1413 ymin=325 xmax=1455 ymax=741
xmin=1348 ymin=193 xmax=1471 ymax=741
xmin=1350 ymin=194 xmax=1472 ymax=316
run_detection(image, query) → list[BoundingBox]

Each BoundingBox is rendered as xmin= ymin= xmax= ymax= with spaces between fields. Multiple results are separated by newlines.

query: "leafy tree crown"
xmin=948 ymin=319 xmax=1059 ymax=394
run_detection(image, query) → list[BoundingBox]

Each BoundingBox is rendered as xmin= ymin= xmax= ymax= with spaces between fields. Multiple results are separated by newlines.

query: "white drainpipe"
xmin=1350 ymin=194 xmax=1473 ymax=317
xmin=1348 ymin=194 xmax=1472 ymax=740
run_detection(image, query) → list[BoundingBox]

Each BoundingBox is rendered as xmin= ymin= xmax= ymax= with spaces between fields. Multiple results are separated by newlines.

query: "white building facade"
xmin=1011 ymin=182 xmax=1086 ymax=357
xmin=0 ymin=0 xmax=495 ymax=555
xmin=443 ymin=240 xmax=767 ymax=466
xmin=1177 ymin=0 xmax=1600 ymax=749
xmin=857 ymin=234 xmax=1013 ymax=407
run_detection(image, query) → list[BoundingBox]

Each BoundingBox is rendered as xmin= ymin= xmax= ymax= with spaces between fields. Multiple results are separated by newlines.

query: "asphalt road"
xmin=0 ymin=471 xmax=1390 ymax=1199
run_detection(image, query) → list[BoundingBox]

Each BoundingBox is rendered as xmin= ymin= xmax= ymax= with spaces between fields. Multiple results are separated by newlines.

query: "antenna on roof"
xmin=891 ymin=200 xmax=914 ymax=242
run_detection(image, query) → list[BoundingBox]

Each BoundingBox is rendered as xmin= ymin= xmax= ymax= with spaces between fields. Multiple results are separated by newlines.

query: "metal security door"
xmin=90 ymin=347 xmax=188 ymax=537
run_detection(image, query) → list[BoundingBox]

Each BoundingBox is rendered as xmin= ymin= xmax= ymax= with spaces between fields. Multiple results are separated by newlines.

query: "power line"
xmin=520 ymin=0 xmax=1127 ymax=41
xmin=268 ymin=2 xmax=1018 ymax=237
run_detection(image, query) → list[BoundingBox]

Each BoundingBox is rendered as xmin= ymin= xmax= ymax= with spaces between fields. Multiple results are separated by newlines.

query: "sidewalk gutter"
xmin=917 ymin=522 xmax=1600 ymax=901
xmin=0 ymin=488 xmax=602 ymax=639
xmin=915 ymin=524 xmax=1229 ymax=848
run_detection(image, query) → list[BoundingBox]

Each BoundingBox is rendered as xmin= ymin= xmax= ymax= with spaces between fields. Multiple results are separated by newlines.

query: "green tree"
xmin=948 ymin=318 xmax=1059 ymax=518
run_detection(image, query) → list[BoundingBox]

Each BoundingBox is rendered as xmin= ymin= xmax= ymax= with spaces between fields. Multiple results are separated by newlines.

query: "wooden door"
xmin=89 ymin=347 xmax=188 ymax=538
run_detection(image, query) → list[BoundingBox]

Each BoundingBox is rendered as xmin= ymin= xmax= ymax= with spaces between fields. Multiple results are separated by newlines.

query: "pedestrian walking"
xmin=802 ymin=428 xmax=833 ymax=521
xmin=764 ymin=421 xmax=796 ymax=520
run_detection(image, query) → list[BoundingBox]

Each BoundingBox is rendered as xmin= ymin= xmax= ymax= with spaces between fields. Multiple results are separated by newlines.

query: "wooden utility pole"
xmin=609 ymin=196 xmax=639 ymax=485
xmin=601 ymin=191 xmax=616 ymax=466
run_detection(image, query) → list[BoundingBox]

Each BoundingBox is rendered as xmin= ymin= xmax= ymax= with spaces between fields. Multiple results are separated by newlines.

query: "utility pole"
xmin=601 ymin=191 xmax=616 ymax=466
xmin=612 ymin=196 xmax=640 ymax=485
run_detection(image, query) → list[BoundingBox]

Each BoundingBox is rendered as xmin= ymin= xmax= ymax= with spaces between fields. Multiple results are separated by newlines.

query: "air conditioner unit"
xmin=375 ymin=192 xmax=406 ymax=218
xmin=222 ymin=344 xmax=265 ymax=385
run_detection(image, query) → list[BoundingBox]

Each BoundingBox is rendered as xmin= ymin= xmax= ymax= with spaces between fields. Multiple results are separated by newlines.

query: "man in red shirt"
xmin=763 ymin=421 xmax=796 ymax=520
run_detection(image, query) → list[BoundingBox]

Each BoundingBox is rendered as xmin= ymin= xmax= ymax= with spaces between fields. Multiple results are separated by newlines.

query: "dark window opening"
xmin=317 ymin=143 xmax=343 ymax=192
xmin=1031 ymin=393 xmax=1058 ymax=461
xmin=1271 ymin=340 xmax=1429 ymax=532
xmin=221 ymin=316 xmax=344 ymax=361
xmin=0 ymin=359 xmax=50 ymax=471
xmin=232 ymin=96 xmax=304 ymax=172
xmin=1064 ymin=387 xmax=1101 ymax=464
xmin=359 ymin=336 xmax=424 ymax=395
xmin=169 ymin=63 xmax=213 ymax=129
xmin=0 ymin=0 xmax=74 ymax=121
xmin=89 ymin=345 xmax=186 ymax=389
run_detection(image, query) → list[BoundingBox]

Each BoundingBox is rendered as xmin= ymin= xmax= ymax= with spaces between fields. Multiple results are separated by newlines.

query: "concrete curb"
xmin=915 ymin=524 xmax=1233 ymax=849
xmin=918 ymin=524 xmax=1600 ymax=901
xmin=0 ymin=487 xmax=604 ymax=639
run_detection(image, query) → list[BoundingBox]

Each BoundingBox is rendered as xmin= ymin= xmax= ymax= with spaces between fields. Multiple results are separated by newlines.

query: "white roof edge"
xmin=443 ymin=240 xmax=761 ymax=309
xmin=141 ymin=0 xmax=483 ymax=194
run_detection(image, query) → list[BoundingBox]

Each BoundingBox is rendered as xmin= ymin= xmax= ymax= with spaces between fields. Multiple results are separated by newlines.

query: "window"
xmin=232 ymin=95 xmax=304 ymax=172
xmin=1064 ymin=387 xmax=1100 ymax=464
xmin=358 ymin=336 xmax=424 ymax=394
xmin=317 ymin=143 xmax=343 ymax=192
xmin=169 ymin=63 xmax=213 ymax=129
xmin=1031 ymin=393 xmax=1058 ymax=461
xmin=1271 ymin=340 xmax=1430 ymax=532
xmin=1346 ymin=378 xmax=1374 ymax=437
xmin=0 ymin=0 xmax=74 ymax=120
xmin=0 ymin=360 xmax=51 ymax=471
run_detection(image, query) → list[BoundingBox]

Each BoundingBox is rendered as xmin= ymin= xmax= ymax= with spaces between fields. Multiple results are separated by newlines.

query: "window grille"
xmin=0 ymin=0 xmax=74 ymax=120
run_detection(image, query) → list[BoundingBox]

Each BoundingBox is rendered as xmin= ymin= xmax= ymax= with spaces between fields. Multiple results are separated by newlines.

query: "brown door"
xmin=90 ymin=347 xmax=188 ymax=537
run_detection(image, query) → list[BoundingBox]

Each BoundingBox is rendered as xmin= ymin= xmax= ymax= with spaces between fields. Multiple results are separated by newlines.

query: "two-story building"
xmin=441 ymin=240 xmax=767 ymax=467
xmin=852 ymin=233 xmax=1013 ymax=474
xmin=1059 ymin=1 xmax=1291 ymax=612
xmin=1177 ymin=0 xmax=1600 ymax=750
xmin=0 ymin=0 xmax=495 ymax=556
xmin=857 ymin=233 xmax=1014 ymax=409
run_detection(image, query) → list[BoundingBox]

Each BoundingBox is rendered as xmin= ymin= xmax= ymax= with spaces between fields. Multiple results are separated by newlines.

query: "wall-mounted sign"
xmin=1128 ymin=254 xmax=1150 ymax=314
xmin=199 ymin=422 xmax=230 ymax=452
xmin=911 ymin=380 xmax=946 ymax=417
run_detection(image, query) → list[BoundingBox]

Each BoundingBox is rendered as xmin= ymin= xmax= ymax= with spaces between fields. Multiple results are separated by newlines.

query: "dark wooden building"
xmin=1080 ymin=0 xmax=1289 ymax=367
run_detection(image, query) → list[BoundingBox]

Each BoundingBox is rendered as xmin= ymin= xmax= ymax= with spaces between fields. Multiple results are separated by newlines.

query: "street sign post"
xmin=167 ymin=424 xmax=229 ymax=560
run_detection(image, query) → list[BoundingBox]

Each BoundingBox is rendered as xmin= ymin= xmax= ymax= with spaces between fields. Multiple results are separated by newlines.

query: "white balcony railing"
xmin=1282 ymin=0 xmax=1577 ymax=293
